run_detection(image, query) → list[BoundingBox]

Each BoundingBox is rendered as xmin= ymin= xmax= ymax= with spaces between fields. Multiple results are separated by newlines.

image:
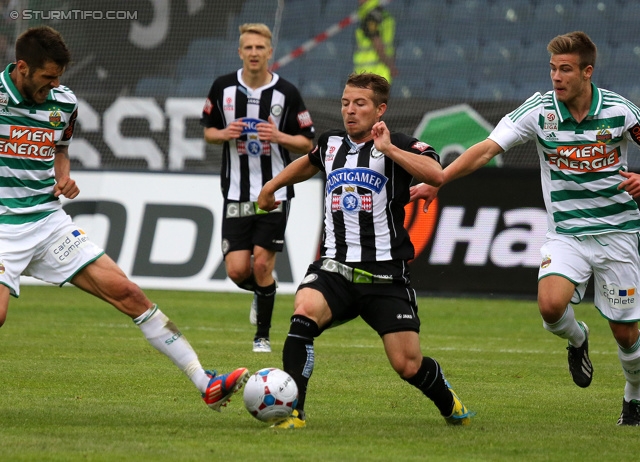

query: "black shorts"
xmin=221 ymin=200 xmax=290 ymax=256
xmin=297 ymin=259 xmax=420 ymax=336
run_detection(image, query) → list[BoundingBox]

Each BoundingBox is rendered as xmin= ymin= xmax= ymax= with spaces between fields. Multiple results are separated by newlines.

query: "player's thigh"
xmin=592 ymin=233 xmax=640 ymax=322
xmin=221 ymin=215 xmax=254 ymax=255
xmin=0 ymin=236 xmax=34 ymax=297
xmin=359 ymin=284 xmax=420 ymax=336
xmin=296 ymin=264 xmax=359 ymax=330
xmin=26 ymin=211 xmax=104 ymax=288
xmin=252 ymin=204 xmax=289 ymax=252
xmin=293 ymin=286 xmax=334 ymax=328
xmin=0 ymin=284 xmax=10 ymax=326
xmin=538 ymin=235 xmax=591 ymax=310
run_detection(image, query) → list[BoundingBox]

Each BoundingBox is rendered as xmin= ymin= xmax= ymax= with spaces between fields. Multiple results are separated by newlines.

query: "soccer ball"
xmin=243 ymin=367 xmax=298 ymax=422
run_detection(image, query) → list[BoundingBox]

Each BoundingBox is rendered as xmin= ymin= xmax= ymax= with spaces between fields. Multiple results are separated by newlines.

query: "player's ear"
xmin=376 ymin=103 xmax=387 ymax=118
xmin=16 ymin=60 xmax=29 ymax=77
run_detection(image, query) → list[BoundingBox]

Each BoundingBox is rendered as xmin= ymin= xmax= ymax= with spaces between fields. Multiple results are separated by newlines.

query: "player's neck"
xmin=241 ymin=69 xmax=272 ymax=90
xmin=566 ymin=84 xmax=593 ymax=123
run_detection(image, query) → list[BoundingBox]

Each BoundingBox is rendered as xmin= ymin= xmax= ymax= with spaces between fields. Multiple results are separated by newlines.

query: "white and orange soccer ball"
xmin=243 ymin=368 xmax=298 ymax=422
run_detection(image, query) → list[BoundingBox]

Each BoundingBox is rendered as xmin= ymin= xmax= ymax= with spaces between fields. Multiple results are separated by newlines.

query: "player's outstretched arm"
xmin=409 ymin=139 xmax=504 ymax=213
xmin=371 ymin=121 xmax=443 ymax=186
xmin=258 ymin=155 xmax=320 ymax=211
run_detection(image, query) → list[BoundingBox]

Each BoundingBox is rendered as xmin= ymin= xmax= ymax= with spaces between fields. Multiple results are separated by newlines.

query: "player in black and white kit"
xmin=258 ymin=73 xmax=474 ymax=428
xmin=202 ymin=23 xmax=315 ymax=353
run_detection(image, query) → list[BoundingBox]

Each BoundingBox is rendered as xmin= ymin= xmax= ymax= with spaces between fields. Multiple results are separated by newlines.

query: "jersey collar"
xmin=237 ymin=68 xmax=279 ymax=93
xmin=1 ymin=63 xmax=24 ymax=105
xmin=552 ymin=82 xmax=602 ymax=123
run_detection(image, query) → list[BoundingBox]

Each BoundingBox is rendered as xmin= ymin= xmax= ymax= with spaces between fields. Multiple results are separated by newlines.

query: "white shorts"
xmin=0 ymin=209 xmax=104 ymax=297
xmin=538 ymin=232 xmax=640 ymax=322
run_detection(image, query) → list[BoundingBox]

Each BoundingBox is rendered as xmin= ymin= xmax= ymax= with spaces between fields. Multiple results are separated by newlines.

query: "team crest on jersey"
xmin=0 ymin=260 xmax=5 ymax=274
xmin=49 ymin=109 xmax=62 ymax=127
xmin=271 ymin=104 xmax=283 ymax=117
xmin=332 ymin=187 xmax=372 ymax=214
xmin=370 ymin=147 xmax=383 ymax=158
xmin=0 ymin=93 xmax=8 ymax=105
xmin=596 ymin=129 xmax=612 ymax=143
xmin=543 ymin=110 xmax=558 ymax=131
xmin=245 ymin=133 xmax=264 ymax=156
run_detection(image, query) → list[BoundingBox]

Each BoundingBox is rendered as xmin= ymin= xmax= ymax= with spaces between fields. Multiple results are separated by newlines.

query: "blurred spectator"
xmin=353 ymin=0 xmax=397 ymax=83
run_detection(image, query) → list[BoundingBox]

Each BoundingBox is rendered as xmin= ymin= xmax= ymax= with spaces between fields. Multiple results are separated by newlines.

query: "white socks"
xmin=618 ymin=335 xmax=640 ymax=402
xmin=134 ymin=305 xmax=210 ymax=393
xmin=542 ymin=304 xmax=586 ymax=347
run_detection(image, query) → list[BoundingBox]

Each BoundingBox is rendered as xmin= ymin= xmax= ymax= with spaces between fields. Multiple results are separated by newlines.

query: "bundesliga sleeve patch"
xmin=297 ymin=110 xmax=313 ymax=128
xmin=411 ymin=141 xmax=431 ymax=152
xmin=203 ymin=98 xmax=213 ymax=115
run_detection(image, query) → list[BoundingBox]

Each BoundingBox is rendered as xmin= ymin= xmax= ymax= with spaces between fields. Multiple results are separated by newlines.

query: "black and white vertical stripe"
xmin=309 ymin=129 xmax=439 ymax=263
xmin=201 ymin=69 xmax=314 ymax=202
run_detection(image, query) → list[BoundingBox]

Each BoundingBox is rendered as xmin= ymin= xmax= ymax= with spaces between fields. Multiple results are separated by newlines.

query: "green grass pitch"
xmin=0 ymin=285 xmax=636 ymax=461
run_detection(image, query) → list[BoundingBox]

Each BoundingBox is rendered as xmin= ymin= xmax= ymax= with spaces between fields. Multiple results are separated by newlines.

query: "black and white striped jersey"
xmin=201 ymin=69 xmax=315 ymax=202
xmin=309 ymin=129 xmax=440 ymax=263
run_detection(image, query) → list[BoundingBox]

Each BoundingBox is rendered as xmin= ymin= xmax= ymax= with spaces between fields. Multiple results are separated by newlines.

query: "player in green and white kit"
xmin=410 ymin=31 xmax=640 ymax=426
xmin=0 ymin=26 xmax=249 ymax=411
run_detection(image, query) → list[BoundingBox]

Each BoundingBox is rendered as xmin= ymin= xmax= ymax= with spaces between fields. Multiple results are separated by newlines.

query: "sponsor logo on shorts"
xmin=396 ymin=313 xmax=413 ymax=319
xmin=51 ymin=229 xmax=90 ymax=264
xmin=602 ymin=283 xmax=637 ymax=309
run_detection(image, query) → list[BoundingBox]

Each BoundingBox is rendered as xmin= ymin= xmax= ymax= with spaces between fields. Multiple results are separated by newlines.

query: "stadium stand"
xmin=134 ymin=77 xmax=177 ymax=97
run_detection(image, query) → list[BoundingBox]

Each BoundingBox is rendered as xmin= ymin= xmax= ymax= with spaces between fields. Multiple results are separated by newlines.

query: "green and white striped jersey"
xmin=0 ymin=63 xmax=78 ymax=225
xmin=489 ymin=84 xmax=640 ymax=237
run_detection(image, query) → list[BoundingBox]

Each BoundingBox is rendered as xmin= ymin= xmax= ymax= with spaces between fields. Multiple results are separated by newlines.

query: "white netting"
xmin=3 ymin=0 xmax=639 ymax=171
